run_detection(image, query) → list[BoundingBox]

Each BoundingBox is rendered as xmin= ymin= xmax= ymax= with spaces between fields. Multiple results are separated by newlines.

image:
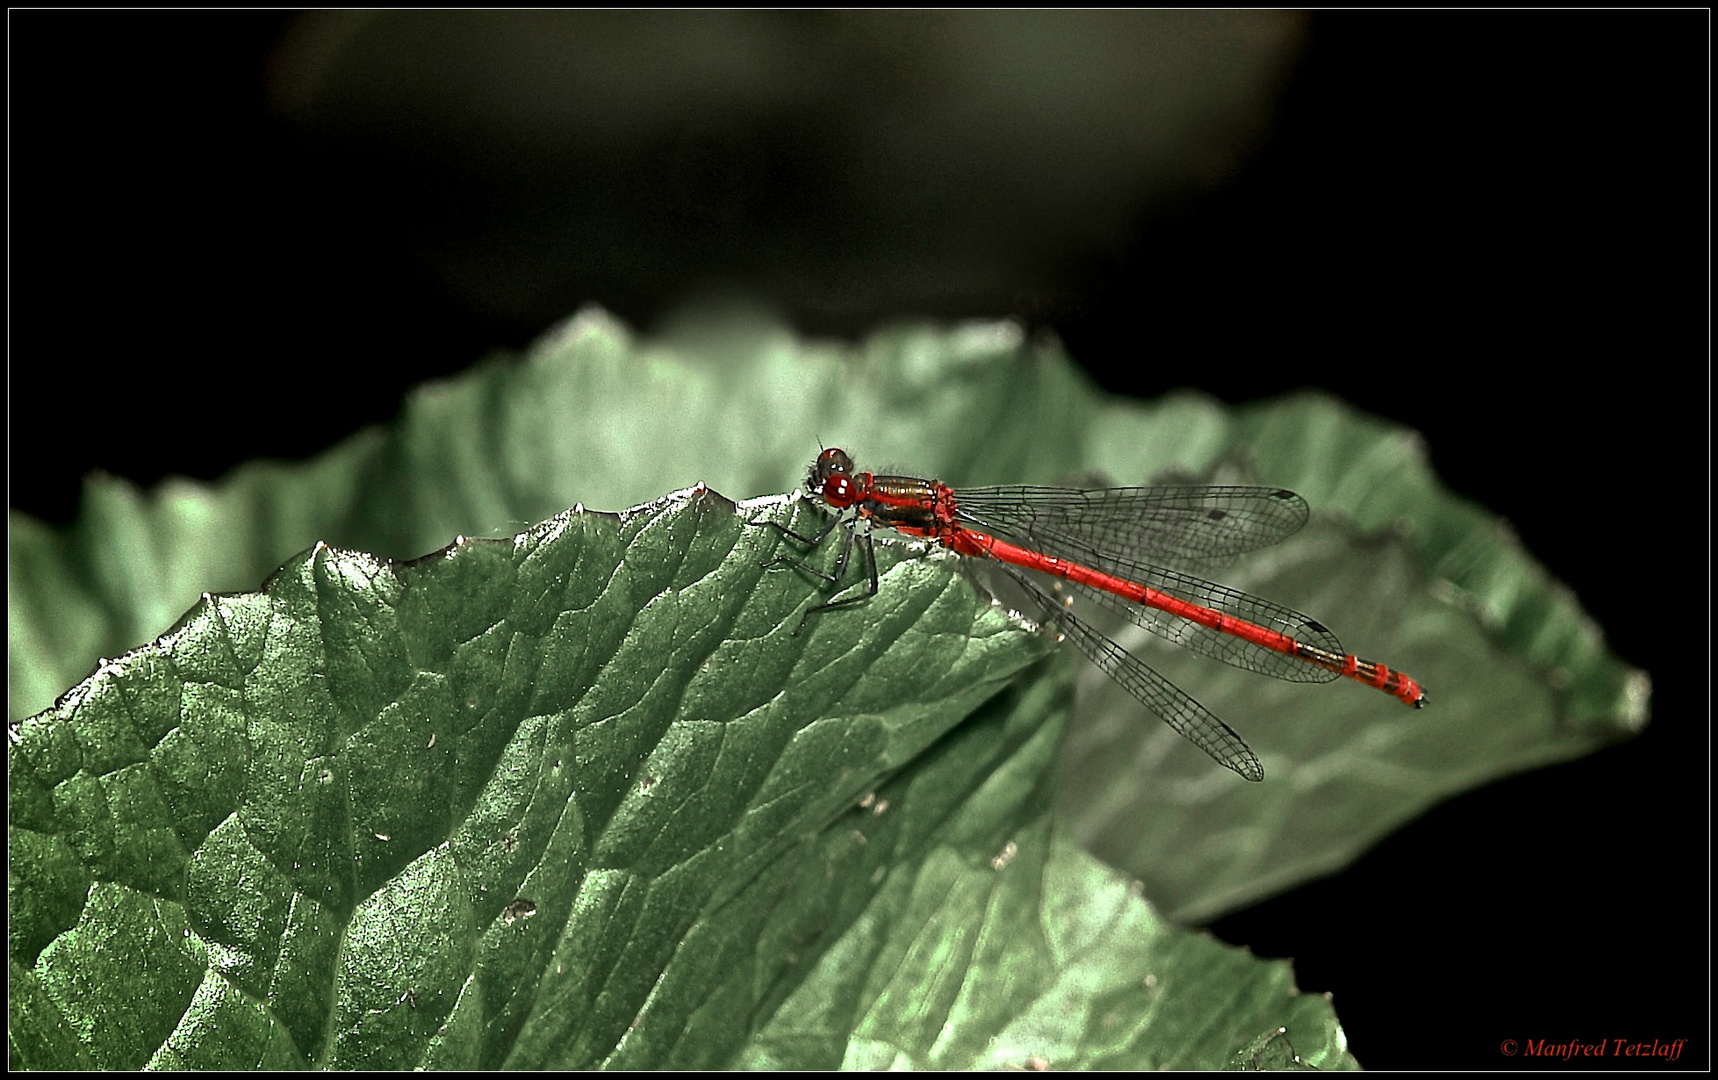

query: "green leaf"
xmin=1057 ymin=393 xmax=1648 ymax=921
xmin=9 ymin=306 xmax=1644 ymax=1067
xmin=9 ymin=489 xmax=1351 ymax=1069
xmin=735 ymin=674 xmax=1351 ymax=1071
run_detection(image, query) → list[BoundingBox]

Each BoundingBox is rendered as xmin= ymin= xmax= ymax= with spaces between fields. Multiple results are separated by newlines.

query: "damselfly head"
xmin=808 ymin=447 xmax=854 ymax=489
xmin=808 ymin=447 xmax=861 ymax=508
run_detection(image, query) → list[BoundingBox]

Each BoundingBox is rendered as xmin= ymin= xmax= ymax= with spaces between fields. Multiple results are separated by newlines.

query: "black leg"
xmin=748 ymin=504 xmax=845 ymax=549
xmin=750 ymin=506 xmax=884 ymax=635
xmin=805 ymin=526 xmax=879 ymax=613
xmin=789 ymin=525 xmax=880 ymax=635
xmin=751 ymin=505 xmax=851 ymax=582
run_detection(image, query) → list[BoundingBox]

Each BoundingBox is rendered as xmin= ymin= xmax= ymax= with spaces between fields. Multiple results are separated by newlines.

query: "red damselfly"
xmin=756 ymin=448 xmax=1425 ymax=782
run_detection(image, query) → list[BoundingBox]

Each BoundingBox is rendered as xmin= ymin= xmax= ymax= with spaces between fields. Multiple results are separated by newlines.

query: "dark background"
xmin=11 ymin=12 xmax=1707 ymax=1068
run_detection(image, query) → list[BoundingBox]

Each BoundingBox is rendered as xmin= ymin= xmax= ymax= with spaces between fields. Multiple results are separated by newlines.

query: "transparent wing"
xmin=953 ymin=484 xmax=1309 ymax=563
xmin=958 ymin=488 xmax=1343 ymax=683
xmin=1063 ymin=556 xmax=1343 ymax=684
xmin=999 ymin=564 xmax=1264 ymax=781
